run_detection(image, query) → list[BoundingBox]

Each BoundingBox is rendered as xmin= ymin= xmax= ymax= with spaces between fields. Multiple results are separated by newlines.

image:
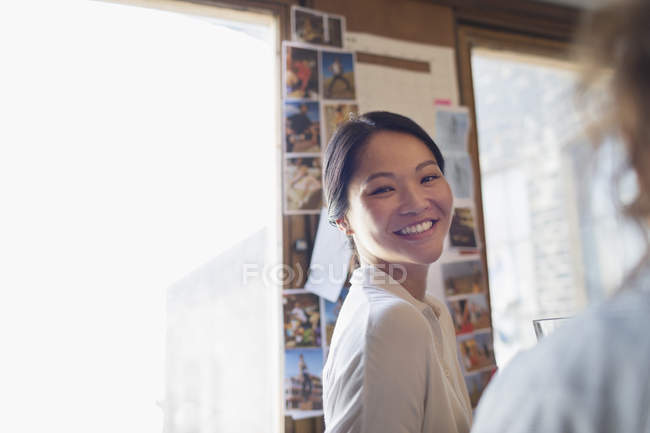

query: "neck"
xmin=360 ymin=257 xmax=429 ymax=301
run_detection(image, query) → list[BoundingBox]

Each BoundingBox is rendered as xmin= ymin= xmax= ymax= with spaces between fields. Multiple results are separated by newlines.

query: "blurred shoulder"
xmin=472 ymin=288 xmax=650 ymax=433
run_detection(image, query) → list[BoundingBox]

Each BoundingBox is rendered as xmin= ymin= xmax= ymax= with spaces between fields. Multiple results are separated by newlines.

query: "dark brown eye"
xmin=371 ymin=186 xmax=393 ymax=195
xmin=422 ymin=175 xmax=440 ymax=184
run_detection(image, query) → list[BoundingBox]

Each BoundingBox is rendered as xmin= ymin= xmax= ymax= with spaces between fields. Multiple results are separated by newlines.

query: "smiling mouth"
xmin=394 ymin=219 xmax=438 ymax=236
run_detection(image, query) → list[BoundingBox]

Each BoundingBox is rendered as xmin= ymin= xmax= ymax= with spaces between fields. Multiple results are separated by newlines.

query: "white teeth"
xmin=398 ymin=220 xmax=433 ymax=235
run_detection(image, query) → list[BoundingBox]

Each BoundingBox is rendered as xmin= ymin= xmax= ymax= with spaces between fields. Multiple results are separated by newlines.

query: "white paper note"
xmin=434 ymin=106 xmax=471 ymax=154
xmin=304 ymin=207 xmax=352 ymax=302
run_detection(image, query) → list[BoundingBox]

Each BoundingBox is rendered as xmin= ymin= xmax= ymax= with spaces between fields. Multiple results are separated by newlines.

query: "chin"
xmin=417 ymin=250 xmax=444 ymax=265
xmin=398 ymin=245 xmax=444 ymax=266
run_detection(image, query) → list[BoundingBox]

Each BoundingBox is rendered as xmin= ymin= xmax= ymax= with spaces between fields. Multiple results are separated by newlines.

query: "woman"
xmin=322 ymin=112 xmax=473 ymax=433
xmin=471 ymin=1 xmax=650 ymax=432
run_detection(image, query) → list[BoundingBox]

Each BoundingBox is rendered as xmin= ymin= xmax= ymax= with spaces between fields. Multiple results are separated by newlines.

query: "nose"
xmin=398 ymin=182 xmax=430 ymax=216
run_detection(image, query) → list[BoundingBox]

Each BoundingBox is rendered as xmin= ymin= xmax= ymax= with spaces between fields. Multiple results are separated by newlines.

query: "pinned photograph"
xmin=291 ymin=6 xmax=325 ymax=45
xmin=449 ymin=207 xmax=478 ymax=248
xmin=323 ymin=103 xmax=358 ymax=147
xmin=326 ymin=15 xmax=344 ymax=48
xmin=324 ymin=286 xmax=350 ymax=346
xmin=285 ymin=347 xmax=324 ymax=411
xmin=285 ymin=101 xmax=321 ymax=154
xmin=284 ymin=157 xmax=323 ymax=214
xmin=445 ymin=154 xmax=474 ymax=199
xmin=447 ymin=293 xmax=491 ymax=335
xmin=467 ymin=293 xmax=491 ymax=331
xmin=434 ymin=107 xmax=470 ymax=153
xmin=447 ymin=298 xmax=473 ymax=335
xmin=464 ymin=369 xmax=496 ymax=407
xmin=321 ymin=51 xmax=355 ymax=100
xmin=283 ymin=291 xmax=322 ymax=348
xmin=458 ymin=332 xmax=496 ymax=373
xmin=441 ymin=260 xmax=485 ymax=297
xmin=284 ymin=45 xmax=319 ymax=100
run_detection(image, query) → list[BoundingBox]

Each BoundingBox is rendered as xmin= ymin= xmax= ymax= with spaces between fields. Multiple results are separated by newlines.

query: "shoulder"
xmin=473 ymin=289 xmax=650 ymax=433
xmin=362 ymin=286 xmax=430 ymax=343
xmin=425 ymin=293 xmax=454 ymax=327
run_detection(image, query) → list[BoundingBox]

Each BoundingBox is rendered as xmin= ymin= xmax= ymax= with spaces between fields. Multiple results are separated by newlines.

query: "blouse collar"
xmin=350 ymin=264 xmax=442 ymax=319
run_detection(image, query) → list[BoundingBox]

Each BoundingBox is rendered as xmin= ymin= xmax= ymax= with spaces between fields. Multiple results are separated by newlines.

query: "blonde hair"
xmin=574 ymin=0 xmax=650 ymax=281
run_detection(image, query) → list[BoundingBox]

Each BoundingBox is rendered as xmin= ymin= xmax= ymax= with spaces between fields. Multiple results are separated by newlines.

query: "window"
xmin=471 ymin=49 xmax=586 ymax=366
xmin=0 ymin=1 xmax=280 ymax=432
xmin=458 ymin=28 xmax=643 ymax=368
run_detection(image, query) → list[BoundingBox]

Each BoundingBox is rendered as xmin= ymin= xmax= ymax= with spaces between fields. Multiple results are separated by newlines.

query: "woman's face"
xmin=344 ymin=131 xmax=453 ymax=266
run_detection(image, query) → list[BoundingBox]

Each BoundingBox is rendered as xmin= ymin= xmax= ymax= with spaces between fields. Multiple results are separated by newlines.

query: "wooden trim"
xmin=456 ymin=25 xmax=571 ymax=61
xmin=455 ymin=24 xmax=571 ymax=342
xmin=455 ymin=25 xmax=491 ymax=352
xmin=356 ymin=52 xmax=431 ymax=72
xmin=312 ymin=0 xmax=456 ymax=47
xmin=428 ymin=0 xmax=580 ymax=41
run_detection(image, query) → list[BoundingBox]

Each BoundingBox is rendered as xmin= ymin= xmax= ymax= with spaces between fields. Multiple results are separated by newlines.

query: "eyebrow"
xmin=362 ymin=160 xmax=438 ymax=186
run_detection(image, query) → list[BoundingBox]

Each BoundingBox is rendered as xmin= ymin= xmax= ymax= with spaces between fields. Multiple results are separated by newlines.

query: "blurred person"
xmin=471 ymin=1 xmax=650 ymax=432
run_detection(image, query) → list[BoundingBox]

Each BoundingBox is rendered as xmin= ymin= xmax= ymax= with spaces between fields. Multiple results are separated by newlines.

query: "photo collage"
xmin=283 ymin=6 xmax=359 ymax=215
xmin=282 ymin=6 xmax=496 ymax=415
xmin=283 ymin=285 xmax=350 ymax=417
xmin=441 ymin=258 xmax=497 ymax=407
xmin=434 ymin=106 xmax=496 ymax=406
xmin=283 ymin=6 xmax=356 ymax=416
xmin=433 ymin=106 xmax=480 ymax=252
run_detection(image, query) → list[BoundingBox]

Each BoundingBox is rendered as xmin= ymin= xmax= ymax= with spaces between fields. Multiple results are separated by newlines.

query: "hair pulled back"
xmin=322 ymin=111 xmax=445 ymax=262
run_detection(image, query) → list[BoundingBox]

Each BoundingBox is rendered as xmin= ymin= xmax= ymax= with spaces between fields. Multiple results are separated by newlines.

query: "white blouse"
xmin=323 ymin=264 xmax=473 ymax=433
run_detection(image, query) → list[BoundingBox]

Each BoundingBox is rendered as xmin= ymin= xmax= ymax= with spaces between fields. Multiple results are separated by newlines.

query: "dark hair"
xmin=323 ymin=111 xmax=445 ymax=261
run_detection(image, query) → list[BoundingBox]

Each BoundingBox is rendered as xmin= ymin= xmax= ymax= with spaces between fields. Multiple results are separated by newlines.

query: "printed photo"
xmin=441 ymin=260 xmax=485 ymax=297
xmin=447 ymin=298 xmax=472 ymax=335
xmin=458 ymin=332 xmax=496 ymax=373
xmin=449 ymin=207 xmax=478 ymax=248
xmin=326 ymin=16 xmax=344 ymax=48
xmin=321 ymin=51 xmax=355 ymax=100
xmin=285 ymin=347 xmax=324 ymax=411
xmin=323 ymin=103 xmax=358 ymax=147
xmin=445 ymin=154 xmax=474 ymax=199
xmin=464 ymin=369 xmax=496 ymax=408
xmin=284 ymin=157 xmax=323 ymax=213
xmin=285 ymin=45 xmax=319 ymax=100
xmin=324 ymin=286 xmax=350 ymax=346
xmin=467 ymin=293 xmax=491 ymax=330
xmin=285 ymin=101 xmax=321 ymax=154
xmin=283 ymin=292 xmax=322 ymax=348
xmin=292 ymin=7 xmax=325 ymax=45
xmin=447 ymin=293 xmax=491 ymax=335
xmin=434 ymin=107 xmax=470 ymax=153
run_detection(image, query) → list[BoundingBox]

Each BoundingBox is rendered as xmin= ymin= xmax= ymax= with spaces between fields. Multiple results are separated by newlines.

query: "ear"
xmin=335 ymin=217 xmax=354 ymax=235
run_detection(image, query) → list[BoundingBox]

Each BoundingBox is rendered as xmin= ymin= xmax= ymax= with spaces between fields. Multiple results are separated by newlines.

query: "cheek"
xmin=350 ymin=199 xmax=393 ymax=245
xmin=359 ymin=201 xmax=390 ymax=230
xmin=435 ymin=179 xmax=454 ymax=215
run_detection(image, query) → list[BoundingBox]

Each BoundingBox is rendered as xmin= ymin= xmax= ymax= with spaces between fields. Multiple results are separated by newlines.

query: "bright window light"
xmin=0 ymin=1 xmax=280 ymax=432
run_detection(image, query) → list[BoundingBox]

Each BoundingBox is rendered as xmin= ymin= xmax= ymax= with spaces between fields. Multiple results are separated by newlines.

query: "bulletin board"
xmin=280 ymin=5 xmax=497 ymax=422
xmin=344 ymin=30 xmax=497 ymax=409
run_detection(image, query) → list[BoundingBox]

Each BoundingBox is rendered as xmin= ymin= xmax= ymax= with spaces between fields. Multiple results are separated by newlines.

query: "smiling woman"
xmin=321 ymin=112 xmax=472 ymax=433
xmin=346 ymin=131 xmax=452 ymax=267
